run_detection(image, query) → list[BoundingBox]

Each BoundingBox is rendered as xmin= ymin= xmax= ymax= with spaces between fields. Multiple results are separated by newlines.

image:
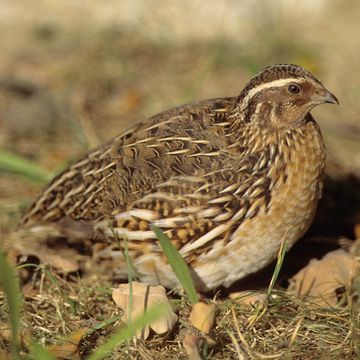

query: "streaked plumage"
xmin=21 ymin=64 xmax=338 ymax=290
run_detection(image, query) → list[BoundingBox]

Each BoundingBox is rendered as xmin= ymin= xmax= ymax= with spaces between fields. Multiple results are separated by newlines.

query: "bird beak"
xmin=319 ymin=88 xmax=339 ymax=105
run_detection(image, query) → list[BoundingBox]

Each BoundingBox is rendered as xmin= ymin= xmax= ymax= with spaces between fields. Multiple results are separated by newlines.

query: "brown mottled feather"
xmin=20 ymin=64 xmax=337 ymax=290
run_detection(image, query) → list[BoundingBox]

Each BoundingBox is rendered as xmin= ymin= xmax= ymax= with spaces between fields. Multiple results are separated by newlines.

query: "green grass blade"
xmin=0 ymin=252 xmax=21 ymax=360
xmin=0 ymin=148 xmax=53 ymax=183
xmin=152 ymin=226 xmax=199 ymax=304
xmin=90 ymin=315 xmax=122 ymax=333
xmin=30 ymin=341 xmax=57 ymax=360
xmin=88 ymin=304 xmax=167 ymax=360
xmin=267 ymin=232 xmax=288 ymax=299
xmin=123 ymin=238 xmax=133 ymax=325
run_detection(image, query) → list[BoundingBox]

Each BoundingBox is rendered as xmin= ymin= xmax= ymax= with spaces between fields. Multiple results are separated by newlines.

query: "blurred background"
xmin=1 ymin=0 xmax=360 ymax=239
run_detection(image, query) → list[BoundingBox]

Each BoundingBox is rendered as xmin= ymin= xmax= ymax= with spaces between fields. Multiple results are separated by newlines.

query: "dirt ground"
xmin=1 ymin=1 xmax=360 ymax=359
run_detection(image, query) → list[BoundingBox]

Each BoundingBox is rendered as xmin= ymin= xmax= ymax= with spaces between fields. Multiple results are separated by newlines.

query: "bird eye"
xmin=288 ymin=84 xmax=301 ymax=94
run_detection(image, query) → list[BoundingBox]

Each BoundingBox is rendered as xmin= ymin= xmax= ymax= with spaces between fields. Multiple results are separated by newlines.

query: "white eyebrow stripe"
xmin=241 ymin=77 xmax=305 ymax=106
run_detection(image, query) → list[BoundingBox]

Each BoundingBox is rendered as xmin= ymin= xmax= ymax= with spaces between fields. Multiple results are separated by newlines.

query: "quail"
xmin=21 ymin=64 xmax=338 ymax=291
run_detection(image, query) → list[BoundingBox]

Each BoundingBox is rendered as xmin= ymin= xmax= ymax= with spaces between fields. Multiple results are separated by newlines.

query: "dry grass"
xmin=1 ymin=266 xmax=359 ymax=359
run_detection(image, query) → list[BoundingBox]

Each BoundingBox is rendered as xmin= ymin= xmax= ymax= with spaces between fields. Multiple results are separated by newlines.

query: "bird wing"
xmin=21 ymin=97 xmax=234 ymax=224
xmin=21 ymin=95 xmax=272 ymax=260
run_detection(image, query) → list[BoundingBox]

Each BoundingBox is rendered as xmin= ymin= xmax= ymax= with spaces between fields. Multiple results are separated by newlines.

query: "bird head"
xmin=238 ymin=64 xmax=338 ymax=129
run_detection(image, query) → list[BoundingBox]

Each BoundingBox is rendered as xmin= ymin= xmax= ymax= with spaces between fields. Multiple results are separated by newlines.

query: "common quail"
xmin=21 ymin=64 xmax=338 ymax=291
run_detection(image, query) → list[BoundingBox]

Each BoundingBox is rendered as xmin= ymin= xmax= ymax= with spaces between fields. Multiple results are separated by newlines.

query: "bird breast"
xmin=192 ymin=119 xmax=326 ymax=289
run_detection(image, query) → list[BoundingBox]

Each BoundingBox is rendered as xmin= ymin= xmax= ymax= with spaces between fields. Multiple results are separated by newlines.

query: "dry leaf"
xmin=229 ymin=291 xmax=267 ymax=306
xmin=183 ymin=334 xmax=202 ymax=360
xmin=7 ymin=229 xmax=79 ymax=273
xmin=48 ymin=328 xmax=88 ymax=360
xmin=189 ymin=302 xmax=216 ymax=334
xmin=288 ymin=249 xmax=360 ymax=306
xmin=112 ymin=282 xmax=177 ymax=339
xmin=0 ymin=322 xmax=31 ymax=348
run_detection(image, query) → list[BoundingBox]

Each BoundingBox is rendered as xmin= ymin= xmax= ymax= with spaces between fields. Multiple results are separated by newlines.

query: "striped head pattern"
xmin=237 ymin=64 xmax=338 ymax=128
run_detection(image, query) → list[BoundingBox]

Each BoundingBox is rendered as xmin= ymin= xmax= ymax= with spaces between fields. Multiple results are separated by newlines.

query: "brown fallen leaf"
xmin=183 ymin=334 xmax=202 ymax=360
xmin=229 ymin=291 xmax=267 ymax=307
xmin=6 ymin=228 xmax=79 ymax=274
xmin=112 ymin=282 xmax=177 ymax=339
xmin=48 ymin=328 xmax=89 ymax=360
xmin=0 ymin=322 xmax=31 ymax=348
xmin=288 ymin=249 xmax=360 ymax=307
xmin=189 ymin=302 xmax=216 ymax=334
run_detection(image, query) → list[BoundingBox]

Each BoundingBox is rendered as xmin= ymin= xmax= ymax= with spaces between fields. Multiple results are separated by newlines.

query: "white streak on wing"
xmin=134 ymin=192 xmax=187 ymax=204
xmin=190 ymin=139 xmax=210 ymax=144
xmin=153 ymin=216 xmax=190 ymax=228
xmin=62 ymin=184 xmax=85 ymax=198
xmin=92 ymin=162 xmax=117 ymax=174
xmin=185 ymin=193 xmax=209 ymax=200
xmin=105 ymin=228 xmax=157 ymax=240
xmin=173 ymin=206 xmax=204 ymax=214
xmin=194 ymin=183 xmax=211 ymax=193
xmin=65 ymin=199 xmax=85 ymax=215
xmin=187 ymin=151 xmax=221 ymax=157
xmin=172 ymin=176 xmax=205 ymax=183
xmin=46 ymin=198 xmax=61 ymax=211
xmin=180 ymin=224 xmax=228 ymax=255
xmin=70 ymin=158 xmax=90 ymax=169
xmin=252 ymin=177 xmax=266 ymax=187
xmin=213 ymin=212 xmax=232 ymax=222
xmin=220 ymin=183 xmax=238 ymax=194
xmin=41 ymin=170 xmax=78 ymax=198
xmin=123 ymin=137 xmax=155 ymax=147
xmin=112 ymin=212 xmax=131 ymax=221
xmin=114 ymin=209 xmax=159 ymax=221
xmin=197 ymin=207 xmax=221 ymax=218
xmin=42 ymin=209 xmax=61 ymax=220
xmin=234 ymin=183 xmax=249 ymax=195
xmin=156 ymin=179 xmax=180 ymax=187
xmin=208 ymin=195 xmax=233 ymax=204
xmin=231 ymin=207 xmax=247 ymax=221
xmin=212 ymin=122 xmax=231 ymax=126
xmin=141 ymin=175 xmax=204 ymax=192
xmin=166 ymin=149 xmax=190 ymax=155
xmin=81 ymin=192 xmax=97 ymax=207
xmin=83 ymin=183 xmax=97 ymax=195
xmin=156 ymin=136 xmax=192 ymax=142
xmin=143 ymin=117 xmax=182 ymax=132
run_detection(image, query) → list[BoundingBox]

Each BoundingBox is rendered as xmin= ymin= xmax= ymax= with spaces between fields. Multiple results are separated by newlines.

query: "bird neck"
xmin=227 ymin=106 xmax=316 ymax=157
